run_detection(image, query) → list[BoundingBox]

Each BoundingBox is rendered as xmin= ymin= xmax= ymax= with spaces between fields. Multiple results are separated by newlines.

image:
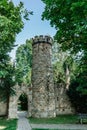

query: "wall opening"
xmin=18 ymin=93 xmax=28 ymax=111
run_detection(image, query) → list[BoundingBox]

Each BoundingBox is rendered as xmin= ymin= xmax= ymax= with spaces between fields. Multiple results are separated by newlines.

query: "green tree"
xmin=0 ymin=0 xmax=32 ymax=116
xmin=42 ymin=0 xmax=87 ymax=95
xmin=0 ymin=61 xmax=16 ymax=116
xmin=16 ymin=39 xmax=32 ymax=85
xmin=42 ymin=0 xmax=87 ymax=53
xmin=0 ymin=0 xmax=32 ymax=54
xmin=52 ymin=42 xmax=65 ymax=84
xmin=52 ymin=42 xmax=76 ymax=89
xmin=0 ymin=0 xmax=32 ymax=79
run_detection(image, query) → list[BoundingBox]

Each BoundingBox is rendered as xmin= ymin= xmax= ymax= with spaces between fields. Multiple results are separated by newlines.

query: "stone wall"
xmin=32 ymin=35 xmax=56 ymax=118
xmin=0 ymin=101 xmax=7 ymax=116
xmin=55 ymin=83 xmax=75 ymax=115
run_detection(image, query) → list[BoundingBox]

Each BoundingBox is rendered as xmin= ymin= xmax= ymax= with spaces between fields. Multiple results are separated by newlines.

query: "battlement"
xmin=32 ymin=35 xmax=53 ymax=46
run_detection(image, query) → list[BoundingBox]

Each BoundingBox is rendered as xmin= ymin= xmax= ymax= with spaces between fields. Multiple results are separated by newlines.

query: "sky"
xmin=10 ymin=0 xmax=56 ymax=60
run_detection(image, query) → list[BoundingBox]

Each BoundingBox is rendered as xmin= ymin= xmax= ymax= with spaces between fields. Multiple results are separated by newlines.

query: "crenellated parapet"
xmin=32 ymin=35 xmax=53 ymax=45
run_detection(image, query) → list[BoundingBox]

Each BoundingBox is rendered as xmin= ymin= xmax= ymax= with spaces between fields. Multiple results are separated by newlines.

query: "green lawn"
xmin=29 ymin=115 xmax=78 ymax=124
xmin=0 ymin=118 xmax=17 ymax=130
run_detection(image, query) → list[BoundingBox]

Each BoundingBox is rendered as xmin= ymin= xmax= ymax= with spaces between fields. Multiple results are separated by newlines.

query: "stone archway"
xmin=8 ymin=84 xmax=32 ymax=118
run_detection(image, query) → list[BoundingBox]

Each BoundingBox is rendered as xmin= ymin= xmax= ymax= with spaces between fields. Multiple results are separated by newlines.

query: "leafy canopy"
xmin=0 ymin=0 xmax=32 ymax=54
xmin=42 ymin=0 xmax=87 ymax=53
xmin=42 ymin=0 xmax=87 ymax=95
xmin=16 ymin=40 xmax=32 ymax=85
xmin=0 ymin=0 xmax=32 ymax=78
xmin=0 ymin=0 xmax=32 ymax=102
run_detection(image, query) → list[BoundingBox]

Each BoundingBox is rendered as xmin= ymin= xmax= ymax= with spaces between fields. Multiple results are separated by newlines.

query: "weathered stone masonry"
xmin=32 ymin=35 xmax=56 ymax=118
xmin=0 ymin=102 xmax=7 ymax=116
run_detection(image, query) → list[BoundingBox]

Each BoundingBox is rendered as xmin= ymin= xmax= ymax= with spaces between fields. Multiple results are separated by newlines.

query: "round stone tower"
xmin=31 ymin=35 xmax=56 ymax=118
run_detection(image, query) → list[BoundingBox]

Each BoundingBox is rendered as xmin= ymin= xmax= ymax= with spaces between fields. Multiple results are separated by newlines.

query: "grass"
xmin=29 ymin=115 xmax=78 ymax=124
xmin=0 ymin=117 xmax=17 ymax=130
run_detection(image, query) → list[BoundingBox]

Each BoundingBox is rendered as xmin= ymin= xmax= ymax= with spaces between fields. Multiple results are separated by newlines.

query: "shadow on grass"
xmin=0 ymin=118 xmax=17 ymax=130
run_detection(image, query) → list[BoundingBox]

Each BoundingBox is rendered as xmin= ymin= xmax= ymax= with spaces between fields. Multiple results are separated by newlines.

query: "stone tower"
xmin=32 ymin=35 xmax=56 ymax=118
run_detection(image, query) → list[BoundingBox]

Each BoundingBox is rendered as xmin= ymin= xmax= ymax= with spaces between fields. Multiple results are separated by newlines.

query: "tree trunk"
xmin=66 ymin=65 xmax=70 ymax=90
xmin=6 ymin=92 xmax=10 ymax=118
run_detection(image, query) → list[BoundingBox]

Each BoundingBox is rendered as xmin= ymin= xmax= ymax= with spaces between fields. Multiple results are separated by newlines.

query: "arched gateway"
xmin=8 ymin=84 xmax=32 ymax=118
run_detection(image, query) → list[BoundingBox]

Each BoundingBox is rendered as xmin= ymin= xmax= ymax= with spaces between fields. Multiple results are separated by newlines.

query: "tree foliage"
xmin=0 ymin=62 xmax=15 ymax=98
xmin=0 ymin=0 xmax=32 ymax=114
xmin=0 ymin=0 xmax=31 ymax=55
xmin=0 ymin=61 xmax=16 ymax=115
xmin=52 ymin=42 xmax=76 ymax=88
xmin=67 ymin=77 xmax=87 ymax=113
xmin=0 ymin=0 xmax=32 ymax=78
xmin=16 ymin=40 xmax=32 ymax=85
xmin=0 ymin=0 xmax=32 ymax=83
xmin=18 ymin=93 xmax=28 ymax=111
xmin=42 ymin=0 xmax=87 ymax=95
xmin=42 ymin=0 xmax=87 ymax=53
